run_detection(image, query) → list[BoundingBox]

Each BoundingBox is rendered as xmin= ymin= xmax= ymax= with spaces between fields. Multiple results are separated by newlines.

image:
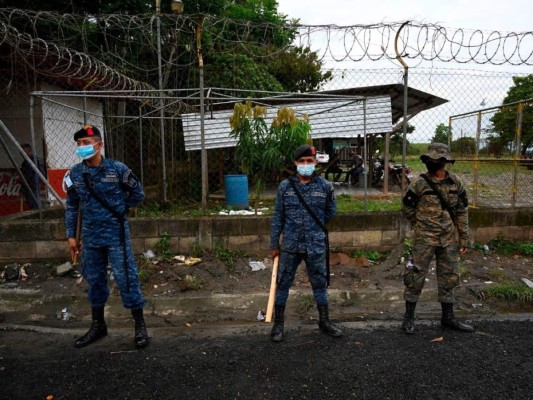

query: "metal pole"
xmin=197 ymin=16 xmax=208 ymax=209
xmin=473 ymin=111 xmax=481 ymax=208
xmin=139 ymin=106 xmax=144 ymax=187
xmin=83 ymin=97 xmax=88 ymax=125
xmin=29 ymin=95 xmax=42 ymax=216
xmin=156 ymin=0 xmax=168 ymax=202
xmin=363 ymin=99 xmax=368 ymax=211
xmin=512 ymin=102 xmax=523 ymax=208
xmin=0 ymin=120 xmax=64 ymax=208
xmin=395 ymin=21 xmax=410 ymax=194
xmin=447 ymin=117 xmax=452 ymax=148
xmin=0 ymin=129 xmax=39 ymax=211
xmin=384 ymin=132 xmax=390 ymax=195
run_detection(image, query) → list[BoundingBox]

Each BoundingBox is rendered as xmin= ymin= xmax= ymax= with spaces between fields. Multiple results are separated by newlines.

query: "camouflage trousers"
xmin=82 ymin=241 xmax=146 ymax=310
xmin=275 ymin=251 xmax=328 ymax=306
xmin=403 ymin=243 xmax=460 ymax=303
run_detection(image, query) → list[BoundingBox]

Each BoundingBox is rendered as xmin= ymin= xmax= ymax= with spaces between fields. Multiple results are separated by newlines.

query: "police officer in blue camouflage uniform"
xmin=269 ymin=144 xmax=343 ymax=342
xmin=64 ymin=125 xmax=149 ymax=349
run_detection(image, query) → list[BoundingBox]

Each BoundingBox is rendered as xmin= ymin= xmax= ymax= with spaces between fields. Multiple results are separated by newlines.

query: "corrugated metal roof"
xmin=182 ymin=95 xmax=392 ymax=151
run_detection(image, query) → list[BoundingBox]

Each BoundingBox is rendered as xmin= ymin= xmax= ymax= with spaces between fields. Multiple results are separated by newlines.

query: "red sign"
xmin=48 ymin=168 xmax=69 ymax=200
xmin=0 ymin=170 xmax=26 ymax=216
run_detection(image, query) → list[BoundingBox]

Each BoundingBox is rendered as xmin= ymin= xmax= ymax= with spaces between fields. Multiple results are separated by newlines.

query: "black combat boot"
xmin=441 ymin=302 xmax=474 ymax=332
xmin=317 ymin=304 xmax=343 ymax=337
xmin=270 ymin=305 xmax=285 ymax=342
xmin=132 ymin=308 xmax=150 ymax=349
xmin=74 ymin=307 xmax=108 ymax=348
xmin=401 ymin=301 xmax=417 ymax=334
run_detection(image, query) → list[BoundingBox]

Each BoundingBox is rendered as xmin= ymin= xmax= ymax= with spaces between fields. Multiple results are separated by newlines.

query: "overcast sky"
xmin=275 ymin=0 xmax=532 ymax=143
xmin=276 ymin=0 xmax=532 ymax=32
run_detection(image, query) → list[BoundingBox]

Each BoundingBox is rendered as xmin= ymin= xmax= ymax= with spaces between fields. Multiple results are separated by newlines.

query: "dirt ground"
xmin=4 ymin=243 xmax=532 ymax=310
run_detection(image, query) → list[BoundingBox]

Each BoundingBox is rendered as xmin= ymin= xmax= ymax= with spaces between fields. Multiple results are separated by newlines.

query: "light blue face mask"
xmin=297 ymin=164 xmax=315 ymax=177
xmin=75 ymin=144 xmax=96 ymax=160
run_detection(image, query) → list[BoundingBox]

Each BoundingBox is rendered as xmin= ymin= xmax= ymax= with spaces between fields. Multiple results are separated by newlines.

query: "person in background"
xmin=269 ymin=144 xmax=343 ymax=342
xmin=64 ymin=125 xmax=149 ymax=349
xmin=20 ymin=143 xmax=46 ymax=209
xmin=324 ymin=153 xmax=343 ymax=182
xmin=401 ymin=143 xmax=474 ymax=335
xmin=342 ymin=151 xmax=364 ymax=186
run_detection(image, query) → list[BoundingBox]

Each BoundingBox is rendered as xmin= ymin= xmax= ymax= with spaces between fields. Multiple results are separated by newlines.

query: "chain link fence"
xmin=1 ymin=68 xmax=532 ymax=217
xmin=0 ymin=7 xmax=532 ymax=217
xmin=449 ymin=99 xmax=533 ymax=208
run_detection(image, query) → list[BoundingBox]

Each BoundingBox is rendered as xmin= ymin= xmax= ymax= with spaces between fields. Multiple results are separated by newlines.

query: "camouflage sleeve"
xmin=402 ymin=179 xmax=420 ymax=224
xmin=454 ymin=176 xmax=470 ymax=247
xmin=324 ymin=181 xmax=336 ymax=225
xmin=64 ymin=170 xmax=79 ymax=239
xmin=270 ymin=181 xmax=286 ymax=250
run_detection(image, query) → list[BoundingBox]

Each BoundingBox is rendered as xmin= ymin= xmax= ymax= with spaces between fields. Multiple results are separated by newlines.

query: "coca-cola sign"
xmin=0 ymin=170 xmax=26 ymax=216
xmin=0 ymin=171 xmax=22 ymax=198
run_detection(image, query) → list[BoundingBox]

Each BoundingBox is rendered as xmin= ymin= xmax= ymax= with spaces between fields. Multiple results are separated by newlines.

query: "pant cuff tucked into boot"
xmin=317 ymin=304 xmax=343 ymax=337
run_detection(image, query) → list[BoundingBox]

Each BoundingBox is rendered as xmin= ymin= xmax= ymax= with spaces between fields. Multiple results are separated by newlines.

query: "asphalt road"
xmin=1 ymin=317 xmax=532 ymax=400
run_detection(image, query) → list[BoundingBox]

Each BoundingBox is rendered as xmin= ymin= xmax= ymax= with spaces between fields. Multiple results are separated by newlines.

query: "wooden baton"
xmin=265 ymin=255 xmax=279 ymax=323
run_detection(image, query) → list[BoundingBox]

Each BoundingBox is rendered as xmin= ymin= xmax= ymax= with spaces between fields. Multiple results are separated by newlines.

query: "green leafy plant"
xmin=213 ymin=242 xmax=245 ymax=274
xmin=351 ymin=249 xmax=386 ymax=262
xmin=155 ymin=232 xmax=173 ymax=258
xmin=230 ymin=101 xmax=311 ymax=209
xmin=190 ymin=242 xmax=205 ymax=258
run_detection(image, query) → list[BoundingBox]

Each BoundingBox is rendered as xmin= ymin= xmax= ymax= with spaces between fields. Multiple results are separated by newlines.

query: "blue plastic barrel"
xmin=224 ymin=174 xmax=249 ymax=208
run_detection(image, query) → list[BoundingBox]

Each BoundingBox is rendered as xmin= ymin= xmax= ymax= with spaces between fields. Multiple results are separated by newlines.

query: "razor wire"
xmin=0 ymin=8 xmax=532 ymax=74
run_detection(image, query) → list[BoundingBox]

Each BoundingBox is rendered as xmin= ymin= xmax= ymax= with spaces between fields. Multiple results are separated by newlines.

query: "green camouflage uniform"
xmin=402 ymin=171 xmax=469 ymax=303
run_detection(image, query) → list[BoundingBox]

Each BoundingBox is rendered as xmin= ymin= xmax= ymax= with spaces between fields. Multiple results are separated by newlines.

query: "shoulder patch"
xmin=122 ymin=169 xmax=139 ymax=189
xmin=62 ymin=170 xmax=73 ymax=192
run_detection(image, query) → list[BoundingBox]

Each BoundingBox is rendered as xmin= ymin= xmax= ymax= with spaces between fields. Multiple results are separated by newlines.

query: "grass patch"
xmin=488 ymin=268 xmax=507 ymax=282
xmin=181 ymin=274 xmax=204 ymax=291
xmin=350 ymin=249 xmax=387 ymax=261
xmin=336 ymin=194 xmax=402 ymax=212
xmin=459 ymin=265 xmax=471 ymax=279
xmin=482 ymin=282 xmax=533 ymax=304
xmin=295 ymin=294 xmax=315 ymax=314
xmin=486 ymin=236 xmax=533 ymax=256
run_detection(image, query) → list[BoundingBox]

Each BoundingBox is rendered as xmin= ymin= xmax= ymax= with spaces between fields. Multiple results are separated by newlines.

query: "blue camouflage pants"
xmin=403 ymin=243 xmax=460 ymax=303
xmin=275 ymin=251 xmax=328 ymax=306
xmin=82 ymin=240 xmax=145 ymax=310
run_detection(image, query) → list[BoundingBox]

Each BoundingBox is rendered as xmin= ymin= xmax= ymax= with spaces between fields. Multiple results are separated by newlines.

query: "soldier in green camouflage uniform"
xmin=401 ymin=143 xmax=474 ymax=334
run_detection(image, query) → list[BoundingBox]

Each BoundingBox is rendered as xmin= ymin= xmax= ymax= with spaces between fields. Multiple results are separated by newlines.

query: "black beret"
xmin=294 ymin=144 xmax=316 ymax=161
xmin=73 ymin=125 xmax=102 ymax=141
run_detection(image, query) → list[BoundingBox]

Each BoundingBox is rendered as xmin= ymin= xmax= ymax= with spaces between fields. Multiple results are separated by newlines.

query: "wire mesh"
xmin=1 ymin=8 xmax=532 ymax=217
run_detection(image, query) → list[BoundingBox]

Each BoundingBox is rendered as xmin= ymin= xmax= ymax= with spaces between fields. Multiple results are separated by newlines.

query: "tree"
xmin=451 ymin=137 xmax=476 ymax=156
xmin=432 ymin=123 xmax=449 ymax=144
xmin=491 ymin=74 xmax=533 ymax=156
xmin=2 ymin=0 xmax=331 ymax=93
xmin=230 ymin=101 xmax=310 ymax=207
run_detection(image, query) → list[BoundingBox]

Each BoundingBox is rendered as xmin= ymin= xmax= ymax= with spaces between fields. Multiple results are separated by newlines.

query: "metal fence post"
xmin=512 ymin=102 xmax=524 ymax=208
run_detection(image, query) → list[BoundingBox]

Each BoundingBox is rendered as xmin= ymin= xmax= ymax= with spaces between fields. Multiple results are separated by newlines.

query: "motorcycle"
xmin=371 ymin=150 xmax=412 ymax=188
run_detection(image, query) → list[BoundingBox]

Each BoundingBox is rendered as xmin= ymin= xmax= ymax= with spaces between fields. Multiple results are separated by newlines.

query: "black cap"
xmin=294 ymin=144 xmax=316 ymax=161
xmin=73 ymin=125 xmax=102 ymax=141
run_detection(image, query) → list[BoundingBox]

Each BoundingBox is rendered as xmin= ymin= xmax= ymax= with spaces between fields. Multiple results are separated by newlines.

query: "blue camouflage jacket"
xmin=270 ymin=174 xmax=336 ymax=255
xmin=65 ymin=158 xmax=144 ymax=248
